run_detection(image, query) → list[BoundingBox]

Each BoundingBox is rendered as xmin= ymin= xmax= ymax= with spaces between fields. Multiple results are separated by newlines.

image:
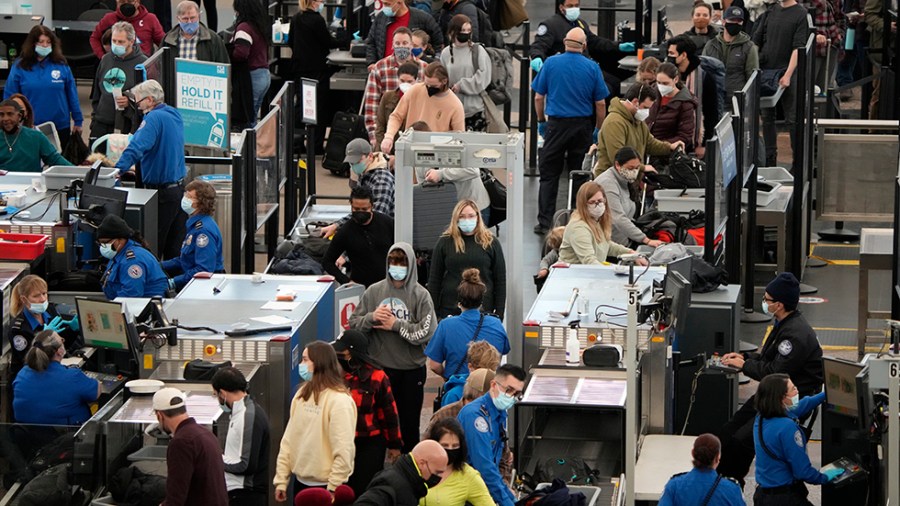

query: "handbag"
xmin=470 ymin=45 xmax=509 ymax=134
xmin=432 ymin=313 xmax=485 ymax=412
xmin=498 ymin=0 xmax=528 ymax=30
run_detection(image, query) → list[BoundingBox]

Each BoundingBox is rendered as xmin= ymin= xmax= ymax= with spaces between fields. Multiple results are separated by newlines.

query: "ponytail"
xmin=24 ymin=330 xmax=61 ymax=372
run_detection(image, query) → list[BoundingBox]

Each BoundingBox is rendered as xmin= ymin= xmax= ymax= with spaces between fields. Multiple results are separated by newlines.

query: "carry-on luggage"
xmin=323 ymin=111 xmax=367 ymax=177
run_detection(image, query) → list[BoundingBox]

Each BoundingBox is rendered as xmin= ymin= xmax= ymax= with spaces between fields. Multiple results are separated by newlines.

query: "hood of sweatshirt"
xmin=115 ymin=5 xmax=154 ymax=23
xmin=608 ymin=97 xmax=639 ymax=125
xmin=366 ymin=152 xmax=390 ymax=173
xmin=385 ymin=241 xmax=418 ymax=290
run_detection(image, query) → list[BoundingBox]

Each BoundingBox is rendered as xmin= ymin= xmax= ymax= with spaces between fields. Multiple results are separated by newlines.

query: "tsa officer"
xmin=457 ymin=364 xmax=526 ymax=506
xmin=162 ymin=179 xmax=224 ymax=290
xmin=97 ymin=214 xmax=169 ymax=300
xmin=659 ymin=434 xmax=745 ymax=506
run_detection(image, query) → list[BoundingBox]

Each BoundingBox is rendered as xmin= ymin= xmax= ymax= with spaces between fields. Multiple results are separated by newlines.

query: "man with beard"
xmin=0 ymin=99 xmax=70 ymax=171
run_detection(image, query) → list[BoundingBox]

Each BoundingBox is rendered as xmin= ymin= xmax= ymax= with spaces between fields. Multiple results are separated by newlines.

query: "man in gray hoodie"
xmin=349 ymin=242 xmax=436 ymax=452
xmin=90 ymin=21 xmax=147 ymax=141
xmin=702 ymin=6 xmax=760 ymax=102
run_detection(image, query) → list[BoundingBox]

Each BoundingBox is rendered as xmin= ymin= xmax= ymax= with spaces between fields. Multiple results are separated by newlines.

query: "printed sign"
xmin=175 ymin=59 xmax=230 ymax=149
xmin=301 ymin=78 xmax=317 ymax=125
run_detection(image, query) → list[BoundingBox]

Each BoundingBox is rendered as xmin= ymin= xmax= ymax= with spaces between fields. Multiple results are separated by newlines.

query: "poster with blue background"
xmin=175 ymin=59 xmax=230 ymax=150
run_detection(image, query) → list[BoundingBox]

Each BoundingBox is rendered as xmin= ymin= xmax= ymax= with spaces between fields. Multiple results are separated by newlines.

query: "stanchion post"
xmin=244 ymin=128 xmax=258 ymax=273
xmin=283 ymin=80 xmax=297 ymax=236
xmin=788 ymin=36 xmax=813 ymax=277
xmin=231 ymin=144 xmax=244 ymax=273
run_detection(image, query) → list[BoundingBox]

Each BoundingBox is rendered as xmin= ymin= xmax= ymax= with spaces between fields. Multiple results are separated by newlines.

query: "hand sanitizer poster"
xmin=175 ymin=59 xmax=230 ymax=150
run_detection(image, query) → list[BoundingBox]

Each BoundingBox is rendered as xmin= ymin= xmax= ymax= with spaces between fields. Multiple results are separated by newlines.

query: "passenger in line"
xmin=420 ymin=418 xmax=494 ymax=505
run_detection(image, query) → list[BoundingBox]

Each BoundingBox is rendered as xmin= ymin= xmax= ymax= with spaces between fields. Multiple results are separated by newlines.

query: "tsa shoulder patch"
xmin=794 ymin=430 xmax=804 ymax=447
xmin=474 ymin=416 xmax=489 ymax=433
xmin=128 ymin=265 xmax=143 ymax=279
xmin=537 ymin=24 xmax=548 ymax=36
xmin=778 ymin=340 xmax=793 ymax=356
xmin=196 ymin=234 xmax=209 ymax=248
xmin=12 ymin=335 xmax=27 ymax=351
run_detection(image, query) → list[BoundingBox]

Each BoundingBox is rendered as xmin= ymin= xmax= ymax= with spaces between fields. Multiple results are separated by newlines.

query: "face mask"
xmin=316 ymin=2 xmax=324 ymax=12
xmin=119 ymin=3 xmax=136 ymax=16
xmin=788 ymin=393 xmax=800 ymax=409
xmin=382 ymin=6 xmax=394 ymax=17
xmin=394 ymin=46 xmax=411 ymax=60
xmin=29 ymin=301 xmax=48 ymax=314
xmin=725 ymin=23 xmax=743 ymax=36
xmin=426 ymin=86 xmax=442 ymax=97
xmin=111 ymin=43 xmax=128 ymax=56
xmin=99 ymin=242 xmax=117 ymax=259
xmin=411 ymin=47 xmax=424 ymax=57
xmin=338 ymin=358 xmax=359 ymax=373
xmin=621 ymin=167 xmax=640 ymax=182
xmin=350 ymin=161 xmax=367 ymax=175
xmin=424 ymin=472 xmax=442 ymax=488
xmin=298 ymin=363 xmax=312 ymax=381
xmin=458 ymin=218 xmax=477 ymax=234
xmin=634 ymin=108 xmax=650 ymax=122
xmin=588 ymin=202 xmax=606 ymax=219
xmin=218 ymin=398 xmax=231 ymax=413
xmin=564 ymin=7 xmax=580 ymax=21
xmin=666 ymin=55 xmax=679 ymax=65
xmin=34 ymin=45 xmax=52 ymax=57
xmin=180 ymin=21 xmax=200 ymax=35
xmin=388 ymin=265 xmax=407 ymax=281
xmin=351 ymin=210 xmax=372 ymax=224
xmin=657 ymin=83 xmax=675 ymax=96
xmin=761 ymin=298 xmax=772 ymax=315
xmin=492 ymin=390 xmax=517 ymax=411
xmin=456 ymin=32 xmax=470 ymax=43
xmin=180 ymin=196 xmax=195 ymax=215
xmin=398 ymin=82 xmax=413 ymax=94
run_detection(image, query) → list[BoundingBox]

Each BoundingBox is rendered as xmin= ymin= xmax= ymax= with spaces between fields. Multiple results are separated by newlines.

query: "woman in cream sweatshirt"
xmin=273 ymin=341 xmax=357 ymax=499
xmin=558 ymin=182 xmax=646 ymax=266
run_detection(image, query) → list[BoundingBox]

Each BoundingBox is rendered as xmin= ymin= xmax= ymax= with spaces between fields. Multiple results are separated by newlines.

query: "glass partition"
xmin=136 ymin=48 xmax=165 ymax=84
xmin=270 ymin=83 xmax=292 ymax=189
xmin=254 ymin=108 xmax=280 ymax=230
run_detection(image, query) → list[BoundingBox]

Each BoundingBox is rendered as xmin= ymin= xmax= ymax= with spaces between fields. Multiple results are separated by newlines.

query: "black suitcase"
xmin=413 ymin=181 xmax=458 ymax=251
xmin=323 ymin=111 xmax=367 ymax=177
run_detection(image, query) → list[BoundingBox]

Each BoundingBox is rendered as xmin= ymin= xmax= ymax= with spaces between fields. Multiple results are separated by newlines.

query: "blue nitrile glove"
xmin=822 ymin=467 xmax=845 ymax=481
xmin=530 ymin=57 xmax=543 ymax=73
xmin=538 ymin=122 xmax=547 ymax=137
xmin=66 ymin=315 xmax=80 ymax=332
xmin=168 ymin=278 xmax=177 ymax=291
xmin=45 ymin=316 xmax=65 ymax=333
xmin=592 ymin=127 xmax=600 ymax=143
xmin=353 ymin=30 xmax=362 ymax=42
xmin=619 ymin=42 xmax=636 ymax=53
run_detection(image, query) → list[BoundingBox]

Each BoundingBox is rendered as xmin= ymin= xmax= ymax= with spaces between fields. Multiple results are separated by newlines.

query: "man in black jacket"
xmin=355 ymin=440 xmax=448 ymax=505
xmin=365 ymin=0 xmax=444 ymax=69
xmin=322 ymin=186 xmax=394 ymax=287
xmin=717 ymin=272 xmax=824 ymax=486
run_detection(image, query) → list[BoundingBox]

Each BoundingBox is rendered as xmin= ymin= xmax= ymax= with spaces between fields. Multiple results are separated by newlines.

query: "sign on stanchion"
xmin=301 ymin=78 xmax=318 ymax=198
xmin=175 ymin=59 xmax=230 ymax=149
xmin=334 ymin=283 xmax=364 ymax=334
xmin=301 ymin=78 xmax=317 ymax=125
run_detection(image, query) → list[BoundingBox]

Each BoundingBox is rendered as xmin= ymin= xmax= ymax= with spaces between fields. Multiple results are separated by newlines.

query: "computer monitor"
xmin=80 ymin=184 xmax=127 ymax=225
xmin=665 ymin=256 xmax=693 ymax=298
xmin=76 ymin=297 xmax=131 ymax=351
xmin=666 ymin=270 xmax=692 ymax=331
xmin=823 ymin=357 xmax=865 ymax=418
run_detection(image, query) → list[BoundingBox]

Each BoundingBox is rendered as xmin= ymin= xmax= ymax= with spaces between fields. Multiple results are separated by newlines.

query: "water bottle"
xmin=845 ymin=27 xmax=855 ymax=50
xmin=566 ymin=322 xmax=580 ymax=366
xmin=208 ymin=118 xmax=225 ymax=147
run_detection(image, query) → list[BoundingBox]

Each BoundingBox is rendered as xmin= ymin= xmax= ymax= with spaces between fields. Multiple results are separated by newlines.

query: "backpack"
xmin=698 ymin=55 xmax=726 ymax=140
xmin=480 ymin=168 xmax=507 ymax=227
xmin=533 ymin=457 xmax=599 ymax=486
xmin=649 ymin=150 xmax=706 ymax=189
xmin=689 ymin=256 xmax=728 ymax=292
xmin=483 ymin=46 xmax=513 ymax=105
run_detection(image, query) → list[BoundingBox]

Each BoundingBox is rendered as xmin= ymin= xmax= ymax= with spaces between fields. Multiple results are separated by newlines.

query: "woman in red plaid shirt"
xmin=333 ymin=330 xmax=404 ymax=496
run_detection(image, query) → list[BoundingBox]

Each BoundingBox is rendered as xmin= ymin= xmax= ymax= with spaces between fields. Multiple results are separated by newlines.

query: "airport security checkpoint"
xmin=4 ymin=0 xmax=900 ymax=503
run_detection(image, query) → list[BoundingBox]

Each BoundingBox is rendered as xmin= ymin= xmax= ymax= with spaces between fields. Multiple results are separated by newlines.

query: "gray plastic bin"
xmin=42 ymin=166 xmax=119 ymax=190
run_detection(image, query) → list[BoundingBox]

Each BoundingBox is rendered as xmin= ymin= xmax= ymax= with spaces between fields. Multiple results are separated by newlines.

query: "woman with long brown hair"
xmin=428 ymin=200 xmax=506 ymax=319
xmin=273 ymin=341 xmax=357 ymax=500
xmin=559 ymin=182 xmax=645 ymax=265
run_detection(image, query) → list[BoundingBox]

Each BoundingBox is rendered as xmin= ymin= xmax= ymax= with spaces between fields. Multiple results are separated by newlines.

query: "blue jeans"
xmin=250 ymin=68 xmax=271 ymax=126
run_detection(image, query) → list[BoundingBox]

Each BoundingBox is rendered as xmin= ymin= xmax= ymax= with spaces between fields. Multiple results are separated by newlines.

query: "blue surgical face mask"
xmin=181 ymin=196 xmax=195 ymax=215
xmin=316 ymin=2 xmax=324 ymax=12
xmin=492 ymin=391 xmax=517 ymax=411
xmin=412 ymin=47 xmax=424 ymax=57
xmin=99 ymin=242 xmax=117 ymax=259
xmin=180 ymin=21 xmax=200 ymax=35
xmin=788 ymin=393 xmax=800 ymax=409
xmin=458 ymin=218 xmax=477 ymax=234
xmin=34 ymin=45 xmax=52 ymax=57
xmin=388 ymin=265 xmax=407 ymax=281
xmin=351 ymin=161 xmax=367 ymax=175
xmin=298 ymin=363 xmax=312 ymax=381
xmin=761 ymin=298 xmax=772 ymax=315
xmin=218 ymin=396 xmax=231 ymax=413
xmin=111 ymin=43 xmax=128 ymax=57
xmin=382 ymin=5 xmax=394 ymax=17
xmin=564 ymin=7 xmax=580 ymax=21
xmin=29 ymin=301 xmax=48 ymax=314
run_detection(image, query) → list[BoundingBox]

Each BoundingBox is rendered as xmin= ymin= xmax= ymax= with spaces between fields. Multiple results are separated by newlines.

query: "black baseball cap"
xmin=724 ymin=6 xmax=744 ymax=21
xmin=332 ymin=330 xmax=377 ymax=365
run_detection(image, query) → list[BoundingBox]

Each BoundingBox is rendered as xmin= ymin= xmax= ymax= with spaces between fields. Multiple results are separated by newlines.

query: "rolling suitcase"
xmin=567 ymin=170 xmax=593 ymax=209
xmin=413 ymin=181 xmax=458 ymax=285
xmin=323 ymin=111 xmax=367 ymax=177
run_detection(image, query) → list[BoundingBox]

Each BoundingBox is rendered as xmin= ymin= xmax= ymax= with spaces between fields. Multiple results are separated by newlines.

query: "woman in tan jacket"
xmin=274 ymin=341 xmax=358 ymax=500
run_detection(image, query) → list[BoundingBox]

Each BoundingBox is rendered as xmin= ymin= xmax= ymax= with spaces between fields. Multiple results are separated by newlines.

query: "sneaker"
xmin=533 ymin=224 xmax=549 ymax=235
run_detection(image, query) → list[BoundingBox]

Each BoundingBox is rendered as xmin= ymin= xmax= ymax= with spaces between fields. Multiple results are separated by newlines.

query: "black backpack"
xmin=690 ymin=256 xmax=728 ymax=293
xmin=480 ymin=168 xmax=507 ymax=227
xmin=650 ymin=150 xmax=706 ymax=189
xmin=533 ymin=457 xmax=599 ymax=486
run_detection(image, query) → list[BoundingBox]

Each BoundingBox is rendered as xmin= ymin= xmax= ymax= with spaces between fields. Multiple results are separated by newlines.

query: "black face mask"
xmin=426 ymin=86 xmax=443 ymax=97
xmin=724 ymin=23 xmax=742 ymax=36
xmin=445 ymin=448 xmax=463 ymax=467
xmin=666 ymin=55 xmax=679 ymax=65
xmin=424 ymin=473 xmax=442 ymax=488
xmin=456 ymin=32 xmax=470 ymax=43
xmin=351 ymin=211 xmax=372 ymax=224
xmin=119 ymin=3 xmax=137 ymax=17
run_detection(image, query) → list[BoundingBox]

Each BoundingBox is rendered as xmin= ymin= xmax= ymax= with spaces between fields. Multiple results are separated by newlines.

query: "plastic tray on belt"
xmin=127 ymin=445 xmax=168 ymax=462
xmin=41 ymin=165 xmax=119 ymax=190
xmin=0 ymin=233 xmax=48 ymax=260
xmin=655 ymin=189 xmax=705 ymax=214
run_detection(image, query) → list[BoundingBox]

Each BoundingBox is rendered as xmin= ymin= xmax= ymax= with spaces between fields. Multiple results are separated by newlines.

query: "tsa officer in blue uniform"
xmin=97 ymin=214 xmax=169 ymax=299
xmin=659 ymin=433 xmax=745 ymax=506
xmin=162 ymin=179 xmax=224 ymax=290
xmin=457 ymin=364 xmax=526 ymax=506
xmin=753 ymin=374 xmax=843 ymax=505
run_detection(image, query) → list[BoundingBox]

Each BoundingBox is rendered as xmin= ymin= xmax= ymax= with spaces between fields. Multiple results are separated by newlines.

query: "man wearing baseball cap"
xmin=717 ymin=272 xmax=824 ymax=485
xmin=702 ymin=5 xmax=760 ymax=102
xmin=153 ymin=387 xmax=228 ymax=505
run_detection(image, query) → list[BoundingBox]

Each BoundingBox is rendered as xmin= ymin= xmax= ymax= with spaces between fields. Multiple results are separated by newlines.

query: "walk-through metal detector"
xmin=395 ymin=131 xmax=526 ymax=365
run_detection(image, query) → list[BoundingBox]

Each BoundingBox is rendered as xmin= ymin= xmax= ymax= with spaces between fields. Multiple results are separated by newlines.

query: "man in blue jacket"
xmin=115 ymin=79 xmax=188 ymax=261
xmin=457 ymin=364 xmax=526 ymax=506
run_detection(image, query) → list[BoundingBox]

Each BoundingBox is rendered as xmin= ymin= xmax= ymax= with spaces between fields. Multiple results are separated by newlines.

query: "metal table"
xmin=634 ymin=435 xmax=695 ymax=501
xmin=327 ymin=50 xmax=368 ymax=91
xmin=755 ymin=182 xmax=808 ymax=276
xmin=857 ymin=228 xmax=893 ymax=359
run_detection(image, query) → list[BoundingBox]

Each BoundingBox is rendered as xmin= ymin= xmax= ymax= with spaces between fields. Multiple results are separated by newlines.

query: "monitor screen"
xmin=823 ymin=357 xmax=864 ymax=417
xmin=80 ymin=184 xmax=127 ymax=222
xmin=665 ymin=256 xmax=692 ymax=299
xmin=667 ymin=271 xmax=692 ymax=331
xmin=76 ymin=297 xmax=130 ymax=350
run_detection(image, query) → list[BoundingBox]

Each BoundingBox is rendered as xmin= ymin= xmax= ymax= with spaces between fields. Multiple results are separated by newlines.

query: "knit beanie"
xmin=97 ymin=215 xmax=133 ymax=240
xmin=766 ymin=272 xmax=800 ymax=311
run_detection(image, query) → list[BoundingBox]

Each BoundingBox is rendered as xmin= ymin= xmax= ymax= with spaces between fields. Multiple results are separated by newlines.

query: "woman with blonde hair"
xmin=559 ymin=182 xmax=646 ymax=265
xmin=274 ymin=341 xmax=357 ymax=499
xmin=428 ymin=200 xmax=506 ymax=319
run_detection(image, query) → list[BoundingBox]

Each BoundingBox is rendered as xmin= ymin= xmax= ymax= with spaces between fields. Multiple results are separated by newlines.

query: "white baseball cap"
xmin=152 ymin=387 xmax=186 ymax=411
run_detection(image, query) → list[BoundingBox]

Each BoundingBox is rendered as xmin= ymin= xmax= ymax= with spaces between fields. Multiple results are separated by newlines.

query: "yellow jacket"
xmin=273 ymin=387 xmax=357 ymax=492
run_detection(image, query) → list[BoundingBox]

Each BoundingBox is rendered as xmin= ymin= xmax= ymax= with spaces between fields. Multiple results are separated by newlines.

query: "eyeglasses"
xmin=496 ymin=380 xmax=524 ymax=400
xmin=762 ymin=296 xmax=775 ymax=303
xmin=587 ymin=199 xmax=606 ymax=206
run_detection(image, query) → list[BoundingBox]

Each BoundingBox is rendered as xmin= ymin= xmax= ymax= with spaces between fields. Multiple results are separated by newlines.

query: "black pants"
xmin=760 ymin=72 xmax=797 ymax=166
xmin=228 ymin=489 xmax=267 ymax=506
xmin=348 ymin=436 xmax=386 ymax=496
xmin=752 ymin=482 xmax=812 ymax=506
xmin=57 ymin=127 xmax=71 ymax=151
xmin=155 ymin=183 xmax=187 ymax=260
xmin=199 ymin=0 xmax=217 ymax=31
xmin=384 ymin=366 xmax=426 ymax=453
xmin=537 ymin=116 xmax=593 ymax=228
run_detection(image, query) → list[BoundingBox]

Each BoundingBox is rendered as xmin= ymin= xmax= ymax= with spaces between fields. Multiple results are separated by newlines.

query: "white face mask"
xmin=634 ymin=108 xmax=650 ymax=122
xmin=657 ymin=83 xmax=675 ymax=96
xmin=398 ymin=82 xmax=413 ymax=94
xmin=588 ymin=202 xmax=606 ymax=219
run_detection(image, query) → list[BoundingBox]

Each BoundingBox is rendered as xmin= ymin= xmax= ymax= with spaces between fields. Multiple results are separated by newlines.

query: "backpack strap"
xmin=700 ymin=474 xmax=723 ymax=506
xmin=448 ymin=313 xmax=485 ymax=377
xmin=757 ymin=416 xmax=785 ymax=463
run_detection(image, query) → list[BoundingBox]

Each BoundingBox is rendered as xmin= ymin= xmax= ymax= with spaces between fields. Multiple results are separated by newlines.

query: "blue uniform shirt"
xmin=101 ymin=239 xmax=169 ymax=299
xmin=425 ymin=309 xmax=511 ymax=380
xmin=531 ymin=51 xmax=609 ymax=118
xmin=13 ymin=361 xmax=98 ymax=425
xmin=458 ymin=393 xmax=515 ymax=506
xmin=4 ymin=59 xmax=83 ymax=131
xmin=115 ymin=103 xmax=187 ymax=185
xmin=754 ymin=392 xmax=828 ymax=488
xmin=659 ymin=468 xmax=745 ymax=506
xmin=161 ymin=213 xmax=224 ymax=289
